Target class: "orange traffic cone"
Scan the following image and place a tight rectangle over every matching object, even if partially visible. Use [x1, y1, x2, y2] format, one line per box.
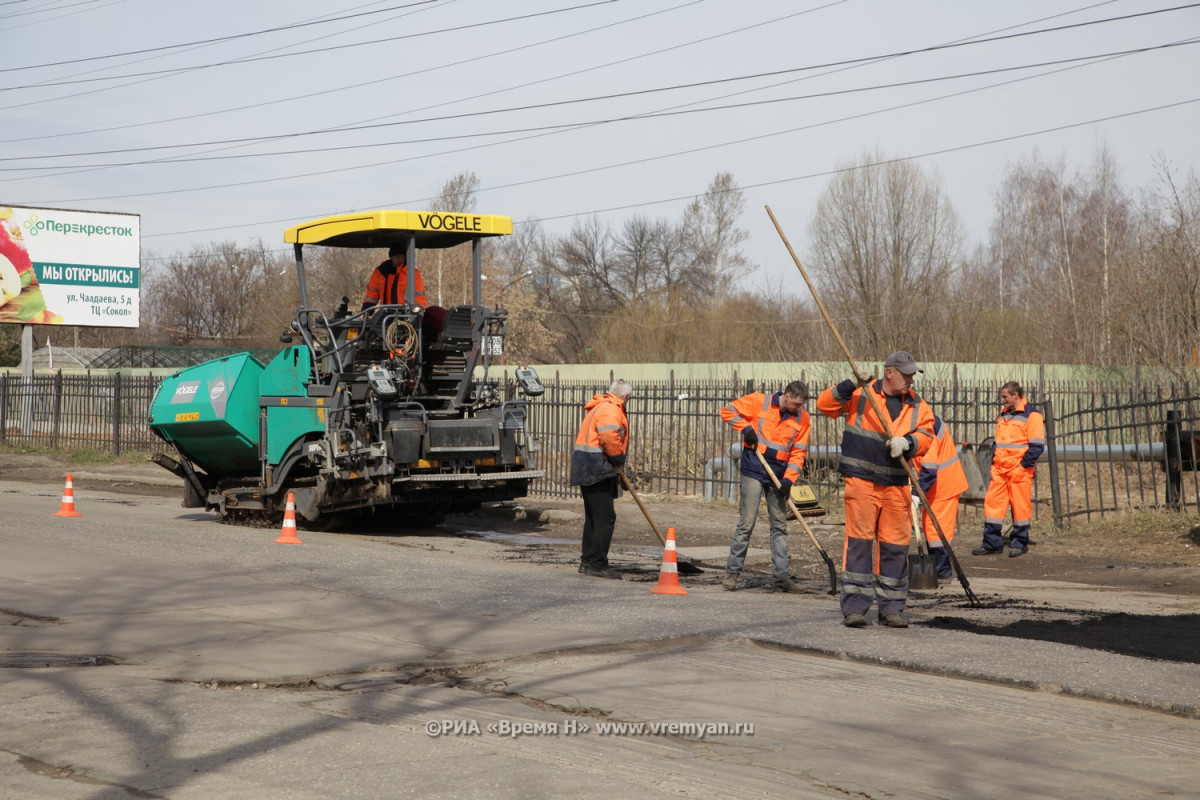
[274, 492, 304, 545]
[650, 527, 688, 595]
[53, 473, 83, 518]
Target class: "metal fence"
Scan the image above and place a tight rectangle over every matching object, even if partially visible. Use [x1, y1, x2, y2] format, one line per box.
[0, 372, 162, 456]
[530, 374, 1200, 527]
[3, 370, 1198, 526]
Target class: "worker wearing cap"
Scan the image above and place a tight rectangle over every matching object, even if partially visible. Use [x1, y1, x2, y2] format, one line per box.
[362, 246, 427, 309]
[973, 381, 1045, 558]
[817, 351, 935, 628]
[718, 381, 811, 593]
[913, 414, 968, 579]
[569, 379, 632, 579]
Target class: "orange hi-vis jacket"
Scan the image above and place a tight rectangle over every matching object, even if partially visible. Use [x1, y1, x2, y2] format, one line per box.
[569, 392, 629, 487]
[363, 260, 428, 307]
[914, 416, 968, 499]
[719, 392, 810, 486]
[991, 396, 1045, 474]
[817, 379, 935, 486]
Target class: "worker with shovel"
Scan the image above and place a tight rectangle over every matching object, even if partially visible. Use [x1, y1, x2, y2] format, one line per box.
[817, 352, 935, 628]
[719, 381, 811, 593]
[570, 379, 633, 579]
[913, 415, 968, 580]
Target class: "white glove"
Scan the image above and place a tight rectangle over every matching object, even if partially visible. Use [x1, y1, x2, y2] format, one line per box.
[887, 436, 910, 458]
[853, 369, 874, 385]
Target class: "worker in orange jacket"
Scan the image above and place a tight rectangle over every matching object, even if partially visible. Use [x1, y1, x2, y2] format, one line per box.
[817, 351, 935, 628]
[718, 381, 811, 593]
[362, 246, 428, 309]
[973, 381, 1045, 558]
[913, 415, 968, 579]
[569, 379, 632, 579]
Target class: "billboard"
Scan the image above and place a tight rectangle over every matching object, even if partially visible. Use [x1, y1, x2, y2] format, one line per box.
[0, 205, 141, 327]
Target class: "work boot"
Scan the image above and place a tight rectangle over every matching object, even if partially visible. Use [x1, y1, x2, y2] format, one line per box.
[774, 578, 804, 593]
[1008, 546, 1026, 558]
[579, 564, 621, 579]
[880, 613, 909, 628]
[842, 613, 868, 628]
[722, 573, 738, 591]
[972, 546, 1003, 556]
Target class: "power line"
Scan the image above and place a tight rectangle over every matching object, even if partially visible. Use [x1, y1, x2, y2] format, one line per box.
[136, 95, 1199, 246]
[0, 1, 439, 72]
[528, 97, 1200, 225]
[5, 40, 1193, 173]
[0, 0, 627, 90]
[7, 2, 1196, 162]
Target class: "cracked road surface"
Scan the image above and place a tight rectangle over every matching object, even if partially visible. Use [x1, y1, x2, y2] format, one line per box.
[2, 480, 1198, 799]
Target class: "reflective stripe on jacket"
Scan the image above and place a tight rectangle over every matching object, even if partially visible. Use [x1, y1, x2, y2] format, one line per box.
[913, 416, 968, 498]
[719, 391, 810, 485]
[569, 392, 629, 486]
[363, 261, 428, 307]
[816, 379, 934, 486]
[991, 397, 1045, 472]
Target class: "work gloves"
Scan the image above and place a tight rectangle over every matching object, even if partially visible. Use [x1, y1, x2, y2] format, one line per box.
[778, 477, 794, 497]
[853, 369, 874, 386]
[741, 427, 758, 448]
[887, 435, 913, 458]
[607, 453, 627, 469]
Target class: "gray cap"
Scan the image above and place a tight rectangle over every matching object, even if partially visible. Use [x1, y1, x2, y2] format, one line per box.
[884, 351, 923, 375]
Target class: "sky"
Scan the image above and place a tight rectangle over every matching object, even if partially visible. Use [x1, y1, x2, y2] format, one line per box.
[3, 0, 1199, 294]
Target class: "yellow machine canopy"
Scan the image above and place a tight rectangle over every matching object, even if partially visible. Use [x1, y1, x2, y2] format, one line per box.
[284, 210, 513, 250]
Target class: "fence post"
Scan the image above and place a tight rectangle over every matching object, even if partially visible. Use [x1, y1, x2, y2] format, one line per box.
[1165, 409, 1182, 510]
[1043, 397, 1063, 529]
[51, 370, 63, 449]
[113, 372, 123, 458]
[0, 373, 6, 445]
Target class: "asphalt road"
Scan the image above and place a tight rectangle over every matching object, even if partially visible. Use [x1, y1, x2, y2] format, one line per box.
[2, 479, 1199, 799]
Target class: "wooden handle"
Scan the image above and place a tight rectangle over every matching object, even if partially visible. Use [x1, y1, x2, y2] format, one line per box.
[617, 469, 666, 546]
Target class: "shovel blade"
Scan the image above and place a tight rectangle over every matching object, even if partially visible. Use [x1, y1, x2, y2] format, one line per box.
[908, 552, 939, 590]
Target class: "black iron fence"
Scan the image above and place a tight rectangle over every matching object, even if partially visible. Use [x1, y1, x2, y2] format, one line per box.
[529, 374, 1200, 528]
[3, 370, 1198, 526]
[0, 372, 162, 456]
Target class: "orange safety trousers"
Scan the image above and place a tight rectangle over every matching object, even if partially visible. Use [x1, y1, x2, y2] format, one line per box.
[921, 491, 959, 544]
[982, 465, 1033, 550]
[840, 477, 911, 616]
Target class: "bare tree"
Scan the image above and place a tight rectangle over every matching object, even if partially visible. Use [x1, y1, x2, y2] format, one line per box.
[985, 148, 1132, 364]
[681, 172, 753, 306]
[144, 240, 284, 346]
[491, 218, 562, 363]
[807, 152, 964, 357]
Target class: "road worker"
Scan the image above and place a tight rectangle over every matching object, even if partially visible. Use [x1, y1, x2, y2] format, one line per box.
[569, 379, 632, 579]
[913, 414, 968, 579]
[719, 381, 811, 593]
[817, 351, 935, 628]
[973, 381, 1045, 558]
[362, 246, 428, 309]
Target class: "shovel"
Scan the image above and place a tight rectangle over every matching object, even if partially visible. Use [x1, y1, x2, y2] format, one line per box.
[617, 469, 704, 575]
[765, 205, 981, 607]
[753, 450, 839, 595]
[908, 495, 939, 591]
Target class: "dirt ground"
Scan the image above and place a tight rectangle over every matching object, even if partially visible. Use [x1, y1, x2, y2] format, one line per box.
[5, 449, 1200, 664]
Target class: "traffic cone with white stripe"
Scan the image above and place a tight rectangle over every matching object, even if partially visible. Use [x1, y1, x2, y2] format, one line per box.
[53, 473, 83, 518]
[274, 492, 304, 545]
[651, 527, 688, 595]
